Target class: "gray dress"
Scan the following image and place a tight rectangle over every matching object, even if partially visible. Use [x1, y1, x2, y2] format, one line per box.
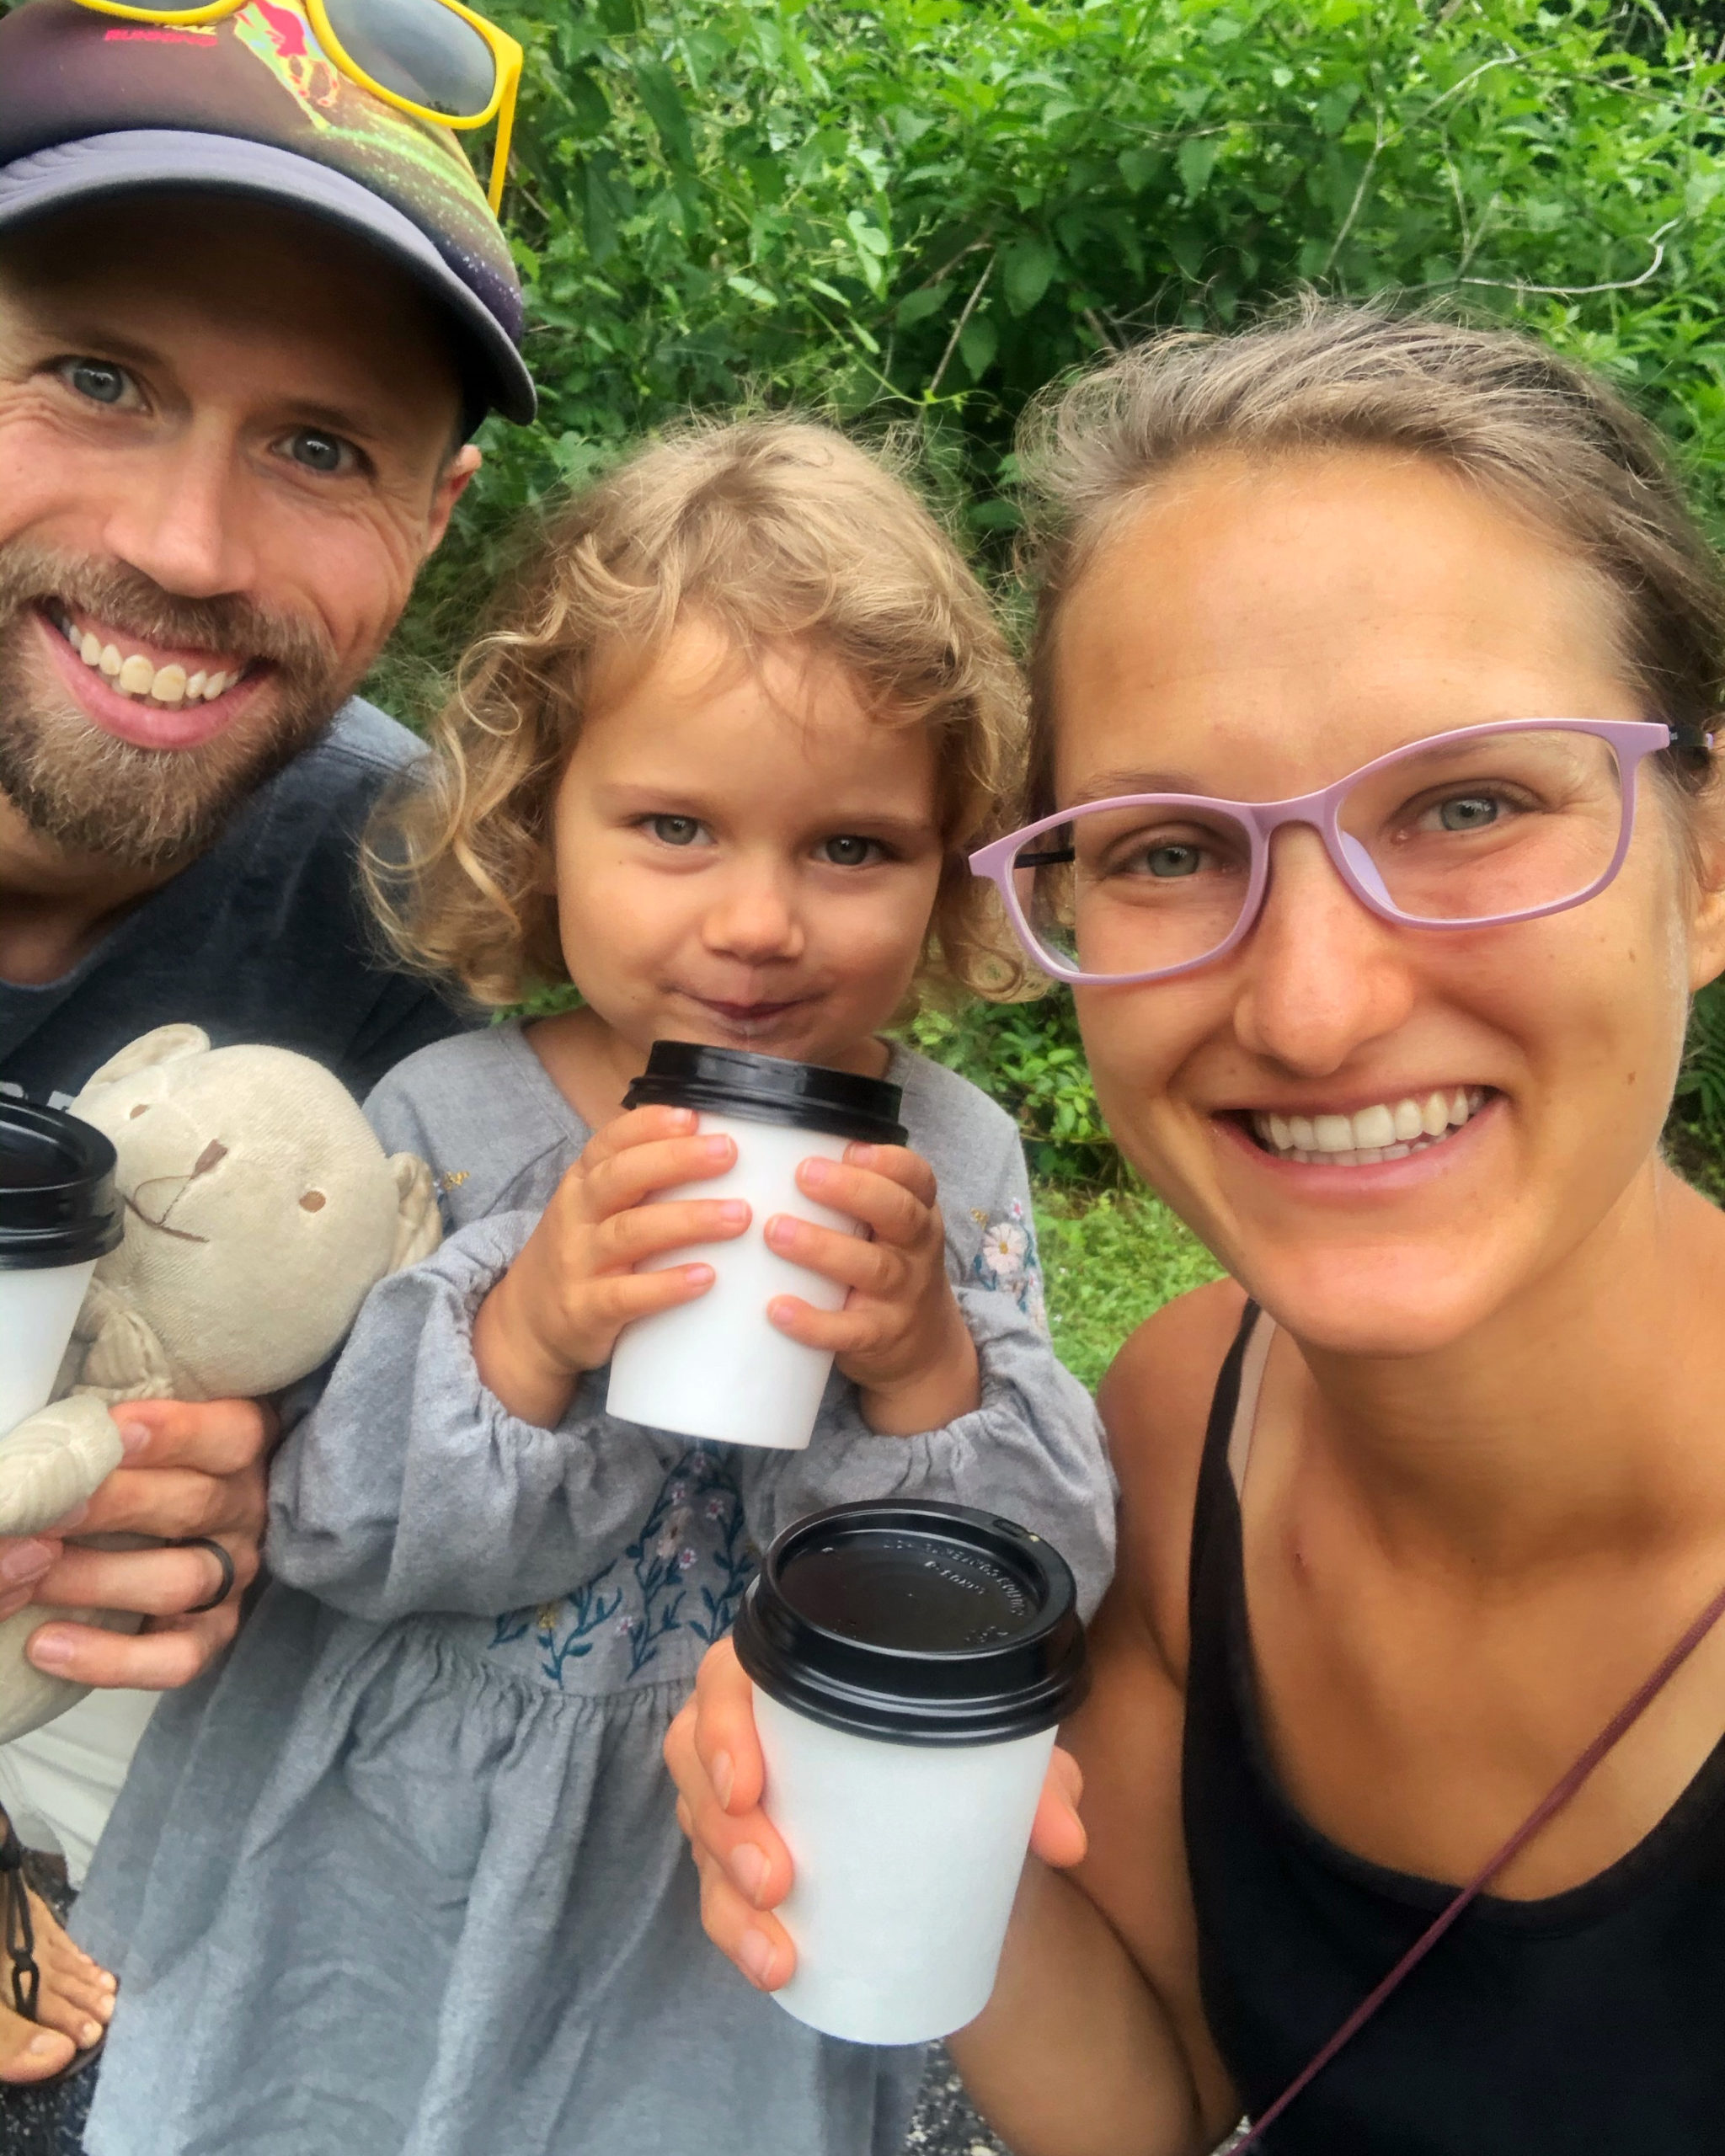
[73, 1025, 1116, 2156]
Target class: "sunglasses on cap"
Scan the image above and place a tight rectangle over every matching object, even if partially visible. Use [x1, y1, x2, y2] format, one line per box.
[72, 0, 522, 211]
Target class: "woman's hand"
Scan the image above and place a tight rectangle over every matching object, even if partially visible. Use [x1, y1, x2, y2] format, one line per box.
[473, 1106, 751, 1427]
[764, 1142, 980, 1435]
[0, 1396, 268, 1689]
[664, 1638, 1088, 1989]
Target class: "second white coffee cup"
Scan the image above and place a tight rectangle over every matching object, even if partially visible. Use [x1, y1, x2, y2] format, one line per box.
[606, 1043, 907, 1450]
[0, 1102, 124, 1438]
[734, 1498, 1091, 2044]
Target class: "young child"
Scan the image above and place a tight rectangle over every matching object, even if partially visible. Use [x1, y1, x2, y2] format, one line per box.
[72, 419, 1116, 2156]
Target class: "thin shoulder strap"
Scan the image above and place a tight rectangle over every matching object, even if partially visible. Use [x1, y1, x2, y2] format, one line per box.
[1226, 1310, 1274, 1498]
[1233, 1570, 1725, 2150]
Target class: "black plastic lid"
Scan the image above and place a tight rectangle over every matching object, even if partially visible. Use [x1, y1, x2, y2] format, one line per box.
[622, 1041, 907, 1146]
[734, 1499, 1089, 1747]
[0, 1101, 123, 1272]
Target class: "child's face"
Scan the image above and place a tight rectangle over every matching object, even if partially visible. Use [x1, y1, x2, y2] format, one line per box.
[550, 617, 945, 1073]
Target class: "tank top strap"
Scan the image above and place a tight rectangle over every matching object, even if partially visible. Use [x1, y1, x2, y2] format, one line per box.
[1187, 1298, 1263, 1641]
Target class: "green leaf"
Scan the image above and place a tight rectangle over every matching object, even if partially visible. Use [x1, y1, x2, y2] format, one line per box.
[595, 0, 638, 32]
[895, 282, 949, 327]
[1003, 237, 1058, 315]
[563, 66, 611, 136]
[632, 61, 695, 167]
[581, 152, 625, 265]
[1178, 135, 1220, 202]
[958, 312, 998, 380]
[725, 273, 777, 306]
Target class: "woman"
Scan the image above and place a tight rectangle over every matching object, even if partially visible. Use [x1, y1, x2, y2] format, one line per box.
[665, 303, 1725, 2153]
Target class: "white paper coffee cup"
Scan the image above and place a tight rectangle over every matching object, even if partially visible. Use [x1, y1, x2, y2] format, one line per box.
[0, 1103, 123, 1439]
[606, 1043, 906, 1451]
[733, 1499, 1090, 2045]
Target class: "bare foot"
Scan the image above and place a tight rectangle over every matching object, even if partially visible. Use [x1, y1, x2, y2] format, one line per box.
[0, 1884, 115, 2084]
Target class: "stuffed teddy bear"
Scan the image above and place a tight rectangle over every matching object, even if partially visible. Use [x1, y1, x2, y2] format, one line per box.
[0, 1025, 441, 1744]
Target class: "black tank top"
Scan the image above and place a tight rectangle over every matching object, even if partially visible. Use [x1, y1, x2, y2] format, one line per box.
[1182, 1305, 1725, 2153]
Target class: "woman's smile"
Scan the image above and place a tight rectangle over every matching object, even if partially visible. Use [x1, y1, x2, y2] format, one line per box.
[1239, 1085, 1491, 1166]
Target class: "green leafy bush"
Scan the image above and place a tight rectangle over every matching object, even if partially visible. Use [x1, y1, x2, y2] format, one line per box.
[908, 998, 1114, 1182]
[1035, 1186, 1221, 1390]
[381, 0, 1725, 699]
[366, 0, 1725, 1202]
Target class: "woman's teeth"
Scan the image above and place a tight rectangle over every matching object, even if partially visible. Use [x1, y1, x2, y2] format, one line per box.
[56, 611, 243, 708]
[1250, 1088, 1488, 1166]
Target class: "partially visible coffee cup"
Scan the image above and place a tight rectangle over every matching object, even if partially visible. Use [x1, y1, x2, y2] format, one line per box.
[0, 1102, 123, 1438]
[606, 1043, 907, 1450]
[733, 1498, 1090, 2045]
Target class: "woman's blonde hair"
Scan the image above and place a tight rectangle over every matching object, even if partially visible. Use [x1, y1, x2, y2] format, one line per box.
[1016, 297, 1725, 818]
[366, 416, 1026, 1008]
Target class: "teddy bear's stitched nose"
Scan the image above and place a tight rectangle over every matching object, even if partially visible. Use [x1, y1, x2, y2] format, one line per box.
[126, 1140, 228, 1241]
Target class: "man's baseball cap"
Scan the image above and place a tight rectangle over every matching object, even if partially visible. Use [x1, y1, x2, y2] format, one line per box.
[0, 0, 535, 426]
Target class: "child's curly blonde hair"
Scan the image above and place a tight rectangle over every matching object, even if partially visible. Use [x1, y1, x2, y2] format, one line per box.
[366, 417, 1028, 1010]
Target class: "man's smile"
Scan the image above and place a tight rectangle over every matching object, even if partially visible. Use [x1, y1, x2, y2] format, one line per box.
[34, 603, 264, 751]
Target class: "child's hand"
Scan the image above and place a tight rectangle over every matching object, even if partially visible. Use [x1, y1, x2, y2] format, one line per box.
[763, 1142, 980, 1436]
[474, 1106, 750, 1427]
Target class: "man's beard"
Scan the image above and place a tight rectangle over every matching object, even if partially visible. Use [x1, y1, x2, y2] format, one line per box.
[0, 545, 348, 874]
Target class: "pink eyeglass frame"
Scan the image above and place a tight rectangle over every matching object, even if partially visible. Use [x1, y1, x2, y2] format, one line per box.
[967, 718, 1711, 988]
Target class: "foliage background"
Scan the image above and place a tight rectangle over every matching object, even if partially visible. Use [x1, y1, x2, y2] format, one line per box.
[393, 0, 1725, 1360]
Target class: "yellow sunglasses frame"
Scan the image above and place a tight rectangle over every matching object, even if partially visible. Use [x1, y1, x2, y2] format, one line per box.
[72, 0, 521, 212]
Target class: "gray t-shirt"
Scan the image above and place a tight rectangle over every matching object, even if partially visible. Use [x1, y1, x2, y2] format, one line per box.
[0, 698, 473, 1885]
[0, 698, 468, 1112]
[74, 1022, 1117, 2156]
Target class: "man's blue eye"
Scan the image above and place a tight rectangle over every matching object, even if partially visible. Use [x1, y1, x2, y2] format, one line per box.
[288, 431, 346, 474]
[67, 360, 126, 405]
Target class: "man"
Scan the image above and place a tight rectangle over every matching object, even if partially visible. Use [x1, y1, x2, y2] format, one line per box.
[0, 0, 532, 2089]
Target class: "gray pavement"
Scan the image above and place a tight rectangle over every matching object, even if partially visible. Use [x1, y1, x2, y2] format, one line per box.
[905, 2048, 1011, 2156]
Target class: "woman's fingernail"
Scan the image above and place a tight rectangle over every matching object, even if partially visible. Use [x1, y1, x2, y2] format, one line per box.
[712, 1750, 734, 1807]
[670, 1108, 697, 1129]
[845, 1143, 878, 1166]
[738, 1929, 777, 1986]
[765, 1216, 793, 1247]
[729, 1841, 769, 1904]
[0, 1541, 52, 1586]
[27, 1630, 72, 1670]
[801, 1156, 833, 1187]
[718, 1200, 749, 1225]
[703, 1135, 732, 1159]
[684, 1265, 715, 1287]
[118, 1422, 151, 1459]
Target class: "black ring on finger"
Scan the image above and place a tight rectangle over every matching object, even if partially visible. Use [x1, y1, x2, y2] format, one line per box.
[170, 1537, 236, 1615]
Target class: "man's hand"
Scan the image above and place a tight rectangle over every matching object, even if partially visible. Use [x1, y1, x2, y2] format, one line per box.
[0, 1398, 268, 1691]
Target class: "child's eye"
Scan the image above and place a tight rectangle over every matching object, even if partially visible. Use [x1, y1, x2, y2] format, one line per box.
[818, 835, 886, 867]
[646, 814, 708, 848]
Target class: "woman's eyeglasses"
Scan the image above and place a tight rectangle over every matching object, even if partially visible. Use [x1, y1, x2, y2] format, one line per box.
[969, 719, 1712, 988]
[72, 0, 522, 212]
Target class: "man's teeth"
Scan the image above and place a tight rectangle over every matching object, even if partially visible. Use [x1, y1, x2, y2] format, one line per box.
[1250, 1088, 1488, 1166]
[58, 613, 240, 707]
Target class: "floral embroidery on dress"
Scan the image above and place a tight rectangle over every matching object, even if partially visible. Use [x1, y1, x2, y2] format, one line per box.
[971, 1197, 1048, 1333]
[489, 1447, 757, 1688]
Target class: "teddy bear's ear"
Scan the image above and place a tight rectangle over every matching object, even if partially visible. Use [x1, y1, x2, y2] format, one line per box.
[386, 1154, 443, 1273]
[81, 1025, 211, 1095]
